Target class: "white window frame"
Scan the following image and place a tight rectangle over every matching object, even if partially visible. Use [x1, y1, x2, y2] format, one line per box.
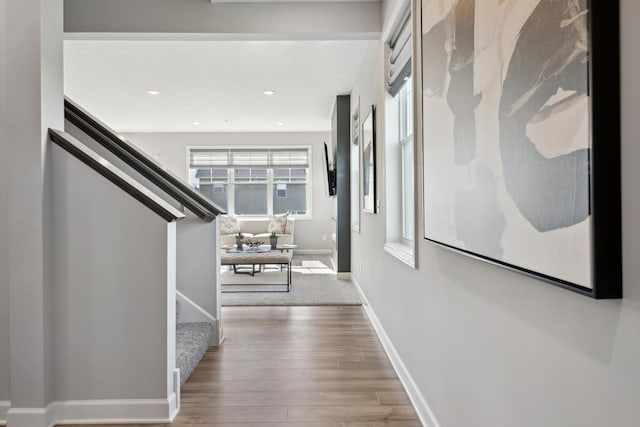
[384, 76, 417, 268]
[399, 77, 414, 243]
[187, 145, 313, 220]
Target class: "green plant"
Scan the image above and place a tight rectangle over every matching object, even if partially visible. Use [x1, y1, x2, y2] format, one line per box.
[236, 232, 244, 239]
[269, 231, 278, 238]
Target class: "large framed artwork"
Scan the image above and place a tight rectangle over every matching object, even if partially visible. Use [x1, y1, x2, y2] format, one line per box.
[421, 0, 621, 298]
[362, 105, 377, 214]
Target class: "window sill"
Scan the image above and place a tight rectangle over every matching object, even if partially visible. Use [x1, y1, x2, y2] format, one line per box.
[384, 241, 416, 269]
[234, 214, 312, 221]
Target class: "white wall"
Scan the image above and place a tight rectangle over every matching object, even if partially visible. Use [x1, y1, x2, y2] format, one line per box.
[126, 132, 334, 252]
[176, 212, 217, 319]
[350, 1, 640, 426]
[0, 0, 10, 405]
[6, 0, 63, 413]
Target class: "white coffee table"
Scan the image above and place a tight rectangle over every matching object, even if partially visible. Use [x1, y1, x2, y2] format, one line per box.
[221, 246, 294, 292]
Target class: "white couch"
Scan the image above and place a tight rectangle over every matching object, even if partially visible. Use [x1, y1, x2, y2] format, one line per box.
[220, 217, 295, 247]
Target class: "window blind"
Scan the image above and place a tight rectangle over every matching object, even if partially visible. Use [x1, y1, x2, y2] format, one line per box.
[190, 148, 309, 169]
[387, 3, 412, 96]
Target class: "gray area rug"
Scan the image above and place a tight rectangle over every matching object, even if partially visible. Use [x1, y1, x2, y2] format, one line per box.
[221, 255, 361, 306]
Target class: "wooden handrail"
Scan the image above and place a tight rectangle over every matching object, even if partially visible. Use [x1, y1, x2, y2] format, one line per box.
[64, 97, 225, 222]
[49, 129, 185, 223]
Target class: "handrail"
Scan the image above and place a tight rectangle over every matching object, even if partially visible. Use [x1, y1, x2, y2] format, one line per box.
[64, 97, 226, 221]
[49, 129, 185, 223]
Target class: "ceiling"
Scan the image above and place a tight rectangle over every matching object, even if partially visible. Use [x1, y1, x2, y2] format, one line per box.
[64, 39, 373, 133]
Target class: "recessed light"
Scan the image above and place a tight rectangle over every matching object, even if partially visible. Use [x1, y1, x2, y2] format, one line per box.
[192, 121, 201, 126]
[263, 90, 276, 95]
[147, 90, 161, 95]
[276, 121, 285, 126]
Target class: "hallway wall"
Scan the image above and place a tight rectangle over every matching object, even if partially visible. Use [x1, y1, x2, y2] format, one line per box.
[351, 1, 640, 426]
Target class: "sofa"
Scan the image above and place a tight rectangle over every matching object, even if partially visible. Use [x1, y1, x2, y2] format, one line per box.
[219, 215, 295, 247]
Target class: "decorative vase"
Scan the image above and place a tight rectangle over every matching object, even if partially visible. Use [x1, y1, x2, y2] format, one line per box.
[270, 236, 278, 249]
[236, 238, 243, 250]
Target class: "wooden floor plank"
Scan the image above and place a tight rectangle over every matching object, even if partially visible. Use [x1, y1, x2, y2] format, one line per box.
[376, 392, 413, 406]
[202, 350, 364, 361]
[187, 368, 312, 381]
[194, 358, 340, 370]
[286, 405, 419, 423]
[309, 368, 398, 380]
[179, 391, 381, 407]
[220, 378, 407, 393]
[56, 306, 420, 427]
[176, 406, 287, 423]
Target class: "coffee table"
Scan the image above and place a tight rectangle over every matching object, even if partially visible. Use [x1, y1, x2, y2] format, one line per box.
[221, 246, 294, 292]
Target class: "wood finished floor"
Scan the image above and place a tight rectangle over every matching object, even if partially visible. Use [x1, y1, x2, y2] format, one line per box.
[59, 306, 421, 427]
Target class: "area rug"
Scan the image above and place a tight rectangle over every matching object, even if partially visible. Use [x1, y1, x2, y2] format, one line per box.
[220, 255, 362, 306]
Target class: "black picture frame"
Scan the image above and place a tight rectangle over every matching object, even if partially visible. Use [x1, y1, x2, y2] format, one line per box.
[420, 0, 621, 298]
[362, 105, 377, 214]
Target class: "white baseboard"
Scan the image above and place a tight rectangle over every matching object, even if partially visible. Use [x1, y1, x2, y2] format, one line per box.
[5, 405, 53, 427]
[172, 369, 181, 417]
[295, 249, 332, 255]
[351, 276, 441, 427]
[336, 272, 351, 280]
[5, 397, 177, 427]
[0, 401, 9, 425]
[51, 396, 177, 425]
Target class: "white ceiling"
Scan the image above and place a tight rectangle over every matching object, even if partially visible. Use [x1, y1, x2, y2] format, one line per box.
[64, 40, 372, 133]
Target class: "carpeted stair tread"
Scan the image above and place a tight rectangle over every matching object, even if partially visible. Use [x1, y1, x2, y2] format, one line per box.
[176, 321, 213, 385]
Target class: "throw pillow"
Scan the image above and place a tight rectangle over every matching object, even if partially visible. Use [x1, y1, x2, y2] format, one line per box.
[219, 215, 241, 235]
[267, 213, 289, 234]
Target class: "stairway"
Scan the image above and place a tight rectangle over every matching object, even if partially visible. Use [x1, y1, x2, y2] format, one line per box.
[175, 300, 214, 385]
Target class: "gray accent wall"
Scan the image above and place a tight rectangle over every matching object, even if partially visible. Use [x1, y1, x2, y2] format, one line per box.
[349, 1, 640, 426]
[126, 132, 334, 252]
[64, 0, 380, 40]
[333, 95, 351, 273]
[50, 144, 172, 400]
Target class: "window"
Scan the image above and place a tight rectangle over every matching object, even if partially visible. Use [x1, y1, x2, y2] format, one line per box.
[234, 167, 268, 215]
[385, 77, 416, 267]
[399, 78, 414, 241]
[384, 2, 416, 268]
[193, 168, 229, 211]
[189, 147, 311, 218]
[273, 169, 308, 215]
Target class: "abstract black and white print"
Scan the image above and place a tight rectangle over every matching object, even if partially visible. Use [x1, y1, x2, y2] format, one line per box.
[422, 0, 593, 288]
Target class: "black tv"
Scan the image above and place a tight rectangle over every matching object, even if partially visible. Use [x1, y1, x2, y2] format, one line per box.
[323, 142, 336, 196]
